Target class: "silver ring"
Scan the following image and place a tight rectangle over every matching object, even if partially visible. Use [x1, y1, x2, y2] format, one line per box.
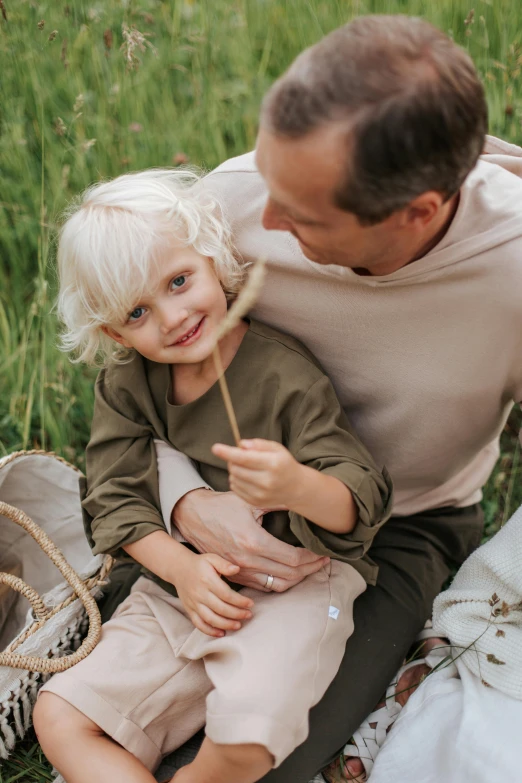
[265, 574, 274, 590]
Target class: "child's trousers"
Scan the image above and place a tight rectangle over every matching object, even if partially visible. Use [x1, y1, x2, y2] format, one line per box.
[40, 560, 365, 770]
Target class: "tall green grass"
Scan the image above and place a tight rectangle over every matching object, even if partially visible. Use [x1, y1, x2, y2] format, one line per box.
[1, 0, 522, 463]
[0, 1, 521, 778]
[1, 0, 520, 513]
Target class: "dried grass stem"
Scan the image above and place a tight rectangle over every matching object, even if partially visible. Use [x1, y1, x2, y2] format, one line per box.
[212, 346, 241, 446]
[212, 258, 266, 445]
[215, 258, 266, 343]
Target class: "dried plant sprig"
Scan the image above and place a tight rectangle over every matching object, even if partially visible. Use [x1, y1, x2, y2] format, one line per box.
[212, 258, 267, 445]
[54, 117, 67, 136]
[214, 257, 266, 343]
[61, 37, 69, 68]
[120, 23, 157, 71]
[212, 347, 241, 446]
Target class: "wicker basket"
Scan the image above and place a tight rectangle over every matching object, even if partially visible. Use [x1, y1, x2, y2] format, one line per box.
[0, 450, 112, 759]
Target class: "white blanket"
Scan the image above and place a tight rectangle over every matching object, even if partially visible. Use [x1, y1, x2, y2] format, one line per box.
[369, 502, 522, 782]
[368, 648, 522, 782]
[433, 503, 522, 698]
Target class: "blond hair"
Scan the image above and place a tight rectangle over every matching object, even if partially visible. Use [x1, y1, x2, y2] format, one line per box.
[57, 168, 245, 365]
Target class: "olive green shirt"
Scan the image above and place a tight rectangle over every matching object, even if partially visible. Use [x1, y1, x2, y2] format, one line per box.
[82, 320, 392, 585]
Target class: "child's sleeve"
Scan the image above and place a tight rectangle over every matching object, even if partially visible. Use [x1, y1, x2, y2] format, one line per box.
[80, 369, 166, 557]
[286, 374, 393, 581]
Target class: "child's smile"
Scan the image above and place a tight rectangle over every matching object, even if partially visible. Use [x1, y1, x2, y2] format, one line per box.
[167, 315, 206, 348]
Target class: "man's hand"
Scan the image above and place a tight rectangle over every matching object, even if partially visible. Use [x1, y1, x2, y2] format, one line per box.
[212, 439, 302, 509]
[172, 551, 254, 638]
[173, 488, 328, 592]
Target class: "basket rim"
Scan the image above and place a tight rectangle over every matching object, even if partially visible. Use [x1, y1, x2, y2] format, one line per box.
[0, 449, 83, 476]
[0, 449, 108, 672]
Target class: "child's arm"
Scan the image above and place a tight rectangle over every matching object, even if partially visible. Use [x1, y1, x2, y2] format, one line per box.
[211, 440, 357, 534]
[123, 531, 253, 637]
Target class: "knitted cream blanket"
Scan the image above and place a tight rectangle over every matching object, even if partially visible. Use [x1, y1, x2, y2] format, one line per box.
[433, 503, 522, 697]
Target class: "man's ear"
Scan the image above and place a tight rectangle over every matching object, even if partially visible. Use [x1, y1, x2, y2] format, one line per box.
[101, 324, 132, 348]
[400, 191, 445, 228]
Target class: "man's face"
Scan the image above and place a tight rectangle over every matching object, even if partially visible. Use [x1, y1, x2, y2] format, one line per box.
[256, 125, 404, 273]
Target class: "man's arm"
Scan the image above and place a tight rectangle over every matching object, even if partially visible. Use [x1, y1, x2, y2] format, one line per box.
[155, 439, 211, 538]
[155, 441, 328, 592]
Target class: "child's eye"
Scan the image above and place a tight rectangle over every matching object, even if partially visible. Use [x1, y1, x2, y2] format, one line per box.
[128, 306, 146, 322]
[171, 275, 186, 289]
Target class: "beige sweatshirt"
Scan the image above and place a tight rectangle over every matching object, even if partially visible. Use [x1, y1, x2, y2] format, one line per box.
[157, 135, 522, 519]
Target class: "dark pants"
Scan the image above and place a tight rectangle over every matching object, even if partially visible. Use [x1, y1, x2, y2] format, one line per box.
[100, 504, 484, 782]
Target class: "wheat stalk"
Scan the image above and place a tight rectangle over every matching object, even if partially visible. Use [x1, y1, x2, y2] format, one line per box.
[120, 23, 157, 71]
[212, 258, 266, 446]
[213, 347, 242, 445]
[215, 258, 266, 342]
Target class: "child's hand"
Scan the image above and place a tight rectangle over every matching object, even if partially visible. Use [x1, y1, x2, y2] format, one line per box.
[212, 439, 302, 510]
[174, 551, 254, 638]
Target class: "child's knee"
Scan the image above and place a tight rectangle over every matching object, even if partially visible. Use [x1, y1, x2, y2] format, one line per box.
[34, 692, 101, 748]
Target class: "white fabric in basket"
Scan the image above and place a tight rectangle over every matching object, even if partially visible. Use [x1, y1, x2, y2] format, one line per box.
[0, 452, 103, 759]
[0, 453, 98, 649]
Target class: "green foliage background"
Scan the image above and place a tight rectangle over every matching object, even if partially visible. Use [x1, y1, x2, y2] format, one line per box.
[0, 1, 521, 778]
[1, 0, 521, 527]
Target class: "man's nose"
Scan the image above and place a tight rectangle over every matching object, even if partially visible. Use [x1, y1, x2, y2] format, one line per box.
[262, 199, 293, 233]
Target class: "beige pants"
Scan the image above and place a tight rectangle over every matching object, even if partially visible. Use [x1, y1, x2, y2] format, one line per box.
[41, 561, 365, 769]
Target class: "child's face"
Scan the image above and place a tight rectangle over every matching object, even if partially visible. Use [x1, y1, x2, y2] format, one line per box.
[103, 244, 228, 365]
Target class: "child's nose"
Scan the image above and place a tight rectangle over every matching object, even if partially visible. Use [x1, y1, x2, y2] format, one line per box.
[159, 307, 189, 335]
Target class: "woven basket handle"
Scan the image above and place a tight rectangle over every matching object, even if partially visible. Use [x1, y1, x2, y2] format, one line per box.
[0, 501, 103, 673]
[0, 573, 48, 621]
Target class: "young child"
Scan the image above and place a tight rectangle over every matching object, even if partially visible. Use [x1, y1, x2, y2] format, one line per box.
[34, 169, 392, 783]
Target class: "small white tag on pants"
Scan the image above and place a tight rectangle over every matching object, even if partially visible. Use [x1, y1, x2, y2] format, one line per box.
[328, 606, 340, 620]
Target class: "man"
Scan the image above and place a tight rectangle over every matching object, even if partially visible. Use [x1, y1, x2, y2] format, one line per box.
[154, 14, 522, 782]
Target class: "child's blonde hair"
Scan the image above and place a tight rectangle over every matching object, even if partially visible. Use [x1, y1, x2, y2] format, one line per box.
[57, 168, 245, 365]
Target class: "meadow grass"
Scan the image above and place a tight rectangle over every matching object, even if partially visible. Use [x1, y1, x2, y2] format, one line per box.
[0, 0, 521, 778]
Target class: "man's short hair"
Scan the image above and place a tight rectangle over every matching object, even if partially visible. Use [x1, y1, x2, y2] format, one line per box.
[261, 15, 488, 225]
